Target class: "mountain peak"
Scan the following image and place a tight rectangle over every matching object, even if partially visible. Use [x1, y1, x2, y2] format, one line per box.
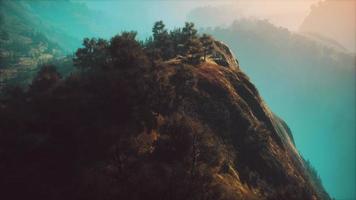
[0, 21, 331, 200]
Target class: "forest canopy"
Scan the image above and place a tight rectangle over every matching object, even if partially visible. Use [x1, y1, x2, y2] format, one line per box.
[73, 21, 214, 71]
[0, 21, 222, 200]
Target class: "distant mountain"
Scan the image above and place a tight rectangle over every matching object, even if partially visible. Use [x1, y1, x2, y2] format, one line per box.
[199, 19, 355, 199]
[299, 32, 349, 53]
[187, 5, 245, 28]
[26, 0, 117, 45]
[299, 0, 356, 53]
[0, 0, 67, 86]
[0, 0, 115, 86]
[0, 0, 80, 53]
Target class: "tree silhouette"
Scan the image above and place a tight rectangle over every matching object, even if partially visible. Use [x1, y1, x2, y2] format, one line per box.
[152, 21, 168, 41]
[169, 28, 185, 55]
[109, 31, 148, 69]
[182, 22, 198, 40]
[152, 21, 173, 59]
[182, 22, 202, 59]
[74, 38, 109, 70]
[30, 64, 61, 93]
[200, 34, 214, 61]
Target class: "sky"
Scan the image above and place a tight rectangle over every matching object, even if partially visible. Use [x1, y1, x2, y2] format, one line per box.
[81, 0, 319, 36]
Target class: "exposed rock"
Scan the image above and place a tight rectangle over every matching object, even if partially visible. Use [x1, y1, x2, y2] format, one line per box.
[211, 40, 240, 69]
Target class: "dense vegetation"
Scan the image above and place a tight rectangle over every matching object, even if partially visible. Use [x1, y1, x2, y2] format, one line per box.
[73, 21, 214, 68]
[0, 22, 217, 200]
[0, 21, 330, 200]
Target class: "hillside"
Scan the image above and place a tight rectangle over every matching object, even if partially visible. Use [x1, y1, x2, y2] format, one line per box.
[0, 22, 330, 200]
[25, 0, 117, 44]
[199, 19, 355, 199]
[0, 0, 76, 86]
[0, 0, 115, 87]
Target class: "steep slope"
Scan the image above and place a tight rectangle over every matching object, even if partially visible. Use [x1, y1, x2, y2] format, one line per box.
[0, 32, 330, 199]
[199, 19, 355, 199]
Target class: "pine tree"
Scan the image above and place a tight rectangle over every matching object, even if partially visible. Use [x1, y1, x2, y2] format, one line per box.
[109, 31, 148, 68]
[181, 22, 202, 57]
[200, 34, 214, 61]
[74, 38, 109, 70]
[152, 21, 173, 59]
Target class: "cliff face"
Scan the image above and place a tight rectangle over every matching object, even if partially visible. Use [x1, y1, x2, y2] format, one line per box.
[131, 42, 330, 200]
[0, 40, 330, 200]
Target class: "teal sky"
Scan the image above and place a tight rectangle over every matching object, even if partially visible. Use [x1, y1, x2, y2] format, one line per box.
[79, 1, 205, 39]
[63, 1, 356, 199]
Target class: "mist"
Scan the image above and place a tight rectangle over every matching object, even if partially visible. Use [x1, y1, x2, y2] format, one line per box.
[1, 0, 355, 199]
[81, 0, 319, 36]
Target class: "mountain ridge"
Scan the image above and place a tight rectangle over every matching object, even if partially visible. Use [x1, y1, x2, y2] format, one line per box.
[0, 23, 331, 199]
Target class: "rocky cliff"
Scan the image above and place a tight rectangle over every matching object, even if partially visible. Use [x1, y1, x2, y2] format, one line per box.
[130, 41, 330, 200]
[0, 34, 330, 200]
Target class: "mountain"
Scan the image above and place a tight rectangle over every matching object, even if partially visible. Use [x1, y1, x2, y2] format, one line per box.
[0, 0, 77, 86]
[197, 19, 355, 199]
[0, 0, 84, 55]
[0, 25, 330, 199]
[0, 0, 62, 83]
[299, 0, 356, 53]
[298, 32, 349, 53]
[0, 0, 122, 87]
[25, 0, 117, 44]
[187, 5, 246, 28]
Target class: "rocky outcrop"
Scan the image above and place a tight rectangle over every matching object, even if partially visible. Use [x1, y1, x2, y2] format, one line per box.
[145, 53, 330, 200]
[210, 40, 240, 69]
[0, 39, 330, 200]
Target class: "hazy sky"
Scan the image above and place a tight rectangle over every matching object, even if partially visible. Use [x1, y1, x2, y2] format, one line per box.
[189, 0, 320, 30]
[81, 0, 319, 34]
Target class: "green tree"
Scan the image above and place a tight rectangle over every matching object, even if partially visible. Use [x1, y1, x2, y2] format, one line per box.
[152, 21, 173, 59]
[181, 22, 202, 57]
[73, 38, 109, 70]
[182, 22, 198, 40]
[109, 31, 148, 69]
[30, 65, 61, 93]
[200, 34, 214, 61]
[152, 21, 168, 41]
[170, 28, 185, 55]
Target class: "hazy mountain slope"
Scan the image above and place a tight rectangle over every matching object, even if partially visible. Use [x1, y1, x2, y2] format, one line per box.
[26, 0, 117, 44]
[0, 0, 80, 52]
[299, 0, 356, 53]
[200, 19, 355, 199]
[299, 32, 349, 54]
[0, 32, 330, 199]
[0, 0, 67, 86]
[187, 5, 246, 28]
[0, 0, 109, 87]
[0, 0, 115, 56]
